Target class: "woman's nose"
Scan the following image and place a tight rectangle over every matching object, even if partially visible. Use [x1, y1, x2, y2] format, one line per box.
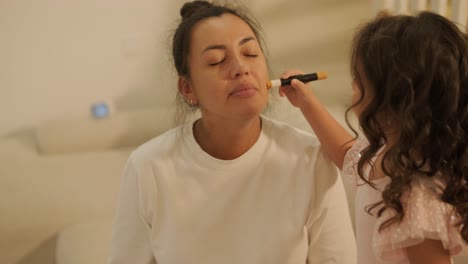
[230, 56, 249, 79]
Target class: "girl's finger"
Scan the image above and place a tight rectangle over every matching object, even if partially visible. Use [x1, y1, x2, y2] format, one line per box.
[291, 78, 309, 91]
[279, 86, 291, 97]
[280, 69, 304, 79]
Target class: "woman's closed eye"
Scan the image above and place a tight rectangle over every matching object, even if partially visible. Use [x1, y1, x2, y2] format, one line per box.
[209, 58, 225, 66]
[242, 44, 261, 58]
[207, 52, 258, 66]
[244, 53, 258, 58]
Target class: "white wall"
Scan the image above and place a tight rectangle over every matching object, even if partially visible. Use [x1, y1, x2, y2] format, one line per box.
[0, 0, 181, 136]
[0, 0, 371, 137]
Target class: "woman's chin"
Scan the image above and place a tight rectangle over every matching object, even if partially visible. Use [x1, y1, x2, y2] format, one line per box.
[235, 103, 267, 118]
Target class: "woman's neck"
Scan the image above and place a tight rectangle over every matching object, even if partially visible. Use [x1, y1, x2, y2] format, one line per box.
[193, 115, 262, 160]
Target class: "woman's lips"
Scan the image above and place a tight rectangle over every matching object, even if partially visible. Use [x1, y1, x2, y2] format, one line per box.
[230, 85, 257, 97]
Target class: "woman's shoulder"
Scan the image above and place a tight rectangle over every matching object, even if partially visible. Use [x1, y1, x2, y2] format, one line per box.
[264, 116, 342, 193]
[129, 124, 185, 165]
[263, 116, 320, 146]
[264, 116, 340, 176]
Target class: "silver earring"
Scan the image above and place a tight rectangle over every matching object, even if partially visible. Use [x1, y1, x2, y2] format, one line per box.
[186, 97, 198, 108]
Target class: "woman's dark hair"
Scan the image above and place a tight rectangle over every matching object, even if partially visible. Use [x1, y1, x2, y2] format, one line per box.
[347, 11, 468, 242]
[171, 0, 269, 124]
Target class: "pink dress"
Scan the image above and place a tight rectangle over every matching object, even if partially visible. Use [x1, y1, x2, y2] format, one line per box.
[342, 138, 468, 264]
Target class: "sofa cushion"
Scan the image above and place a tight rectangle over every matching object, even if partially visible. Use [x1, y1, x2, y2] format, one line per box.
[55, 218, 114, 264]
[35, 107, 175, 154]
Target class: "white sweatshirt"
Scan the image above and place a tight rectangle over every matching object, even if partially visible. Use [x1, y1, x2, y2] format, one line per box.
[108, 117, 356, 264]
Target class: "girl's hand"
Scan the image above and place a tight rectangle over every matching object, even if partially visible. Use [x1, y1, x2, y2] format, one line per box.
[277, 69, 354, 169]
[278, 69, 317, 110]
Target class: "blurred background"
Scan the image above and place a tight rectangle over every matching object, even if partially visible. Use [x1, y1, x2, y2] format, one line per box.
[1, 0, 368, 137]
[0, 0, 466, 263]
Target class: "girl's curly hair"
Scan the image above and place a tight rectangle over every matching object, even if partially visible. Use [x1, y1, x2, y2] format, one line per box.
[347, 11, 468, 242]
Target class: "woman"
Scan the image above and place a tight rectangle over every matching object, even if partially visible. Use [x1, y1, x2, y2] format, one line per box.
[108, 1, 356, 263]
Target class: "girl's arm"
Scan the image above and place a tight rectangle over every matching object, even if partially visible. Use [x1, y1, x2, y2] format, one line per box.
[279, 70, 354, 169]
[406, 239, 451, 264]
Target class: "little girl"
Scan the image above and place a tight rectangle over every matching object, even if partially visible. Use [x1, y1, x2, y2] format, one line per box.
[280, 11, 468, 264]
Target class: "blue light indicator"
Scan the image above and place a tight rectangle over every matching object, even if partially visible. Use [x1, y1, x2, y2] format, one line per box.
[91, 102, 110, 118]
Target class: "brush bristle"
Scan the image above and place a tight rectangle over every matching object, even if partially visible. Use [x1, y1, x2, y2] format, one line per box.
[317, 71, 328, 80]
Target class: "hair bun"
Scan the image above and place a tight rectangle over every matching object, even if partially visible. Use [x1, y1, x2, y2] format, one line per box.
[180, 1, 213, 20]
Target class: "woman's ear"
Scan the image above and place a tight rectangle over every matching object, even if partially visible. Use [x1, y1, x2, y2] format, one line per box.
[178, 76, 199, 107]
[178, 76, 194, 99]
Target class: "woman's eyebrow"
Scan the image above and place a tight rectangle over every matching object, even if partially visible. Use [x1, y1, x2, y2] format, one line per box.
[201, 36, 256, 54]
[239, 36, 255, 46]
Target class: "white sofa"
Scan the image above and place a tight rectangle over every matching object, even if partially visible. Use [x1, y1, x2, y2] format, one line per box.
[0, 107, 174, 264]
